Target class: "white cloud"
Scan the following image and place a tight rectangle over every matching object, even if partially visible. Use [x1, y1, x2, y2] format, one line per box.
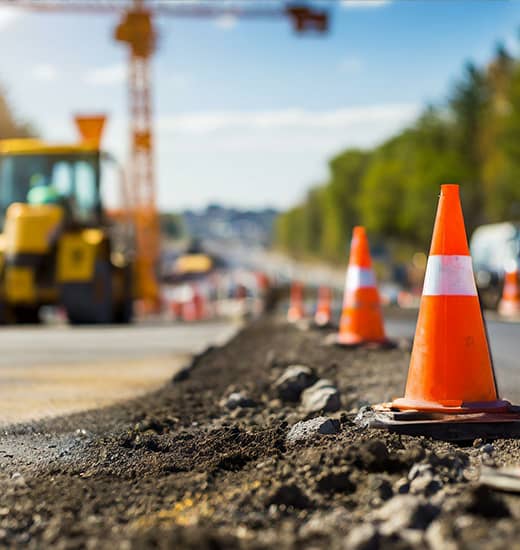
[339, 56, 362, 73]
[31, 64, 58, 82]
[215, 14, 237, 30]
[0, 7, 21, 30]
[83, 63, 126, 86]
[157, 104, 419, 135]
[341, 0, 391, 8]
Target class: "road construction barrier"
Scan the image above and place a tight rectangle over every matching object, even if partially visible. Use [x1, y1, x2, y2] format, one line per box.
[337, 226, 388, 346]
[287, 281, 305, 322]
[392, 184, 510, 413]
[498, 263, 520, 318]
[314, 286, 332, 327]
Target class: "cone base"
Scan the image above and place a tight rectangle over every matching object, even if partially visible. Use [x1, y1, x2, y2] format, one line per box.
[498, 300, 520, 317]
[287, 308, 305, 323]
[392, 397, 512, 414]
[336, 332, 394, 348]
[314, 313, 331, 327]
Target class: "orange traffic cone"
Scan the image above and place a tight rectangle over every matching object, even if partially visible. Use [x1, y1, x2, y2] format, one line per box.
[314, 286, 332, 327]
[393, 184, 510, 413]
[498, 264, 520, 317]
[337, 227, 387, 345]
[287, 281, 305, 322]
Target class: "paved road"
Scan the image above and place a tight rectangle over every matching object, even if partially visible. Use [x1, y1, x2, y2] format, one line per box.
[0, 321, 238, 425]
[386, 315, 520, 404]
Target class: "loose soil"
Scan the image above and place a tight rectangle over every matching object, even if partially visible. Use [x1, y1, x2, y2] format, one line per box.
[1, 316, 520, 549]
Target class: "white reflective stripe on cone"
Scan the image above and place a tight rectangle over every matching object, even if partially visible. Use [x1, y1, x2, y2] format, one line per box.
[423, 255, 477, 296]
[345, 266, 376, 290]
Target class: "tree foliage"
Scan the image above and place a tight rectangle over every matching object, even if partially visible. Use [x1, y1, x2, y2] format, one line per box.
[0, 87, 34, 139]
[275, 44, 520, 262]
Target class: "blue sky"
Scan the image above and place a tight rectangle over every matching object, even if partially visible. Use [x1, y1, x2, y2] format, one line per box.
[0, 0, 519, 211]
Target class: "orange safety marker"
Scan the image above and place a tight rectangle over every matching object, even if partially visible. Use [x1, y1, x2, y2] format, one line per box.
[314, 286, 332, 327]
[287, 281, 305, 322]
[498, 263, 520, 317]
[392, 184, 510, 413]
[337, 227, 387, 345]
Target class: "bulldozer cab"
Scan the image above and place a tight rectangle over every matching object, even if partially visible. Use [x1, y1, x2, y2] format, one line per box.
[0, 121, 136, 324]
[0, 143, 102, 228]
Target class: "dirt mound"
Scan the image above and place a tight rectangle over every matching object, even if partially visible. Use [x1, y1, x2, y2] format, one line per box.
[1, 317, 520, 548]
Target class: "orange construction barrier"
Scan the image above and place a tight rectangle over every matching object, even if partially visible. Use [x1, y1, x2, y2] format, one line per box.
[337, 226, 387, 345]
[393, 184, 510, 413]
[314, 286, 332, 327]
[287, 281, 305, 322]
[498, 264, 520, 317]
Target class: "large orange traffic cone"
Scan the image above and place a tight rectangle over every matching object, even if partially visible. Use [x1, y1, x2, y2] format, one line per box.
[287, 281, 305, 322]
[337, 227, 387, 345]
[314, 286, 332, 327]
[393, 184, 510, 413]
[498, 263, 520, 317]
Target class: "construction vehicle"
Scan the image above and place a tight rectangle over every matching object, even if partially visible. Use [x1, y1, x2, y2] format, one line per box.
[0, 115, 135, 324]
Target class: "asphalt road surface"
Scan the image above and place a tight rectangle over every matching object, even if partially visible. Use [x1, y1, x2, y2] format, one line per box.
[386, 315, 520, 405]
[0, 321, 238, 426]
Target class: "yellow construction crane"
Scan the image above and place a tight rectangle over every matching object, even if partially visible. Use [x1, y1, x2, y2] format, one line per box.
[0, 0, 329, 311]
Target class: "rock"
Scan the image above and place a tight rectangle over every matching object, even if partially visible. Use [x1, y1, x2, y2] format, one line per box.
[11, 472, 26, 487]
[299, 508, 350, 539]
[480, 443, 494, 456]
[369, 477, 393, 501]
[410, 475, 443, 497]
[315, 469, 356, 494]
[344, 523, 379, 550]
[426, 519, 459, 550]
[220, 391, 256, 410]
[286, 417, 340, 444]
[372, 495, 440, 534]
[395, 477, 410, 494]
[357, 439, 393, 472]
[266, 483, 311, 509]
[274, 365, 317, 402]
[301, 380, 341, 413]
[408, 463, 433, 481]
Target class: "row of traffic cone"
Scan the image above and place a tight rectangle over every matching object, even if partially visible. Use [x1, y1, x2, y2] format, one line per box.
[288, 184, 513, 416]
[287, 224, 388, 346]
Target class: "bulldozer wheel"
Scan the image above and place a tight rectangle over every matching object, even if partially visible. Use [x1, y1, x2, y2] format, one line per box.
[113, 265, 133, 324]
[62, 261, 114, 324]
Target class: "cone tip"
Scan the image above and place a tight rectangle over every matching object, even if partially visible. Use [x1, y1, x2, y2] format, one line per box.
[440, 184, 459, 196]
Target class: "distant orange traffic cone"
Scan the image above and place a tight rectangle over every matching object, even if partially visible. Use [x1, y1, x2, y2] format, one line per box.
[314, 286, 332, 327]
[337, 227, 387, 345]
[498, 264, 520, 317]
[287, 281, 305, 322]
[393, 184, 510, 413]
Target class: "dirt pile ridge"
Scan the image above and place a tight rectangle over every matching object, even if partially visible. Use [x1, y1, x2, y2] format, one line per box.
[1, 316, 520, 549]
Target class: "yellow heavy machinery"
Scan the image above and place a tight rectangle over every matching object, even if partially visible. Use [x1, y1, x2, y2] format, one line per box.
[0, 116, 135, 323]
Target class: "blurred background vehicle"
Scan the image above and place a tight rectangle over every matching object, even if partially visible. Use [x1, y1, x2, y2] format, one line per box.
[471, 222, 520, 310]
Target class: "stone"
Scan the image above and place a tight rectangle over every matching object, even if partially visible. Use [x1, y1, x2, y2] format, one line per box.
[426, 519, 459, 550]
[345, 523, 379, 550]
[372, 495, 440, 534]
[273, 365, 317, 402]
[286, 417, 340, 444]
[220, 391, 255, 410]
[301, 379, 341, 413]
[266, 483, 311, 509]
[315, 469, 356, 494]
[410, 475, 443, 497]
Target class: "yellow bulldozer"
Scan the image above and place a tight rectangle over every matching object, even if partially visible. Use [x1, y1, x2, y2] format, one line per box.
[0, 116, 136, 324]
